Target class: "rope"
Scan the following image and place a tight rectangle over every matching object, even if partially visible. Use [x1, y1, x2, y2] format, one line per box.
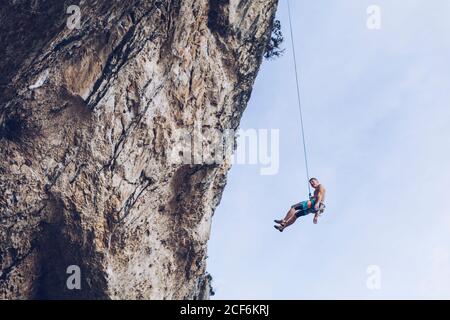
[287, 0, 312, 197]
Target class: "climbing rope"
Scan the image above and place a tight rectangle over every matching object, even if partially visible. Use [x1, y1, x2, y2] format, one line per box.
[287, 0, 312, 196]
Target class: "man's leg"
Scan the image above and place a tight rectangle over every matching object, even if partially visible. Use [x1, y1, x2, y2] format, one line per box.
[280, 212, 298, 229]
[275, 206, 304, 232]
[275, 202, 301, 226]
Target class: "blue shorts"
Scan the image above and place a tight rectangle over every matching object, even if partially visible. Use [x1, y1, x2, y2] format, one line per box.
[292, 199, 316, 218]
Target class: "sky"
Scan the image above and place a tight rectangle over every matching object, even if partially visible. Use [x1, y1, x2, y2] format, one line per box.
[207, 0, 450, 299]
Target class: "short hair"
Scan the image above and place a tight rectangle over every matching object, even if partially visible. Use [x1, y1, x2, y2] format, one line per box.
[309, 177, 318, 183]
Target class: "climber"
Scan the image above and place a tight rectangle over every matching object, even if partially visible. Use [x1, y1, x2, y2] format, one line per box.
[274, 178, 326, 232]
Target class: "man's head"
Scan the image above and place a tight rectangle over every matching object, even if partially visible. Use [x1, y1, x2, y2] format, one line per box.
[309, 178, 320, 188]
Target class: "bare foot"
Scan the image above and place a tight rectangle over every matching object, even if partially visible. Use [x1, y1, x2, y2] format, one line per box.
[313, 215, 319, 224]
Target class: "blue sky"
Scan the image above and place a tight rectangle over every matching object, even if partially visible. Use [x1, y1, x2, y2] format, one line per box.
[207, 0, 450, 299]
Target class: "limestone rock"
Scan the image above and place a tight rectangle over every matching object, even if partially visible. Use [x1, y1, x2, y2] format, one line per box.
[0, 0, 278, 299]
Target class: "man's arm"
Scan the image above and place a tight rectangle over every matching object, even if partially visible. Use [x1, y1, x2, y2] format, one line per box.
[313, 185, 325, 224]
[314, 185, 325, 210]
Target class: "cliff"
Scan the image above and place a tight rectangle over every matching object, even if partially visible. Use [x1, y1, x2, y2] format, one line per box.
[0, 0, 278, 299]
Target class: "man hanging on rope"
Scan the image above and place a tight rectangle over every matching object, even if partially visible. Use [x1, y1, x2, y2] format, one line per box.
[274, 178, 326, 232]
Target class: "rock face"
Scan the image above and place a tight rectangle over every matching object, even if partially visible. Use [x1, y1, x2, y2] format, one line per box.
[0, 0, 278, 299]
